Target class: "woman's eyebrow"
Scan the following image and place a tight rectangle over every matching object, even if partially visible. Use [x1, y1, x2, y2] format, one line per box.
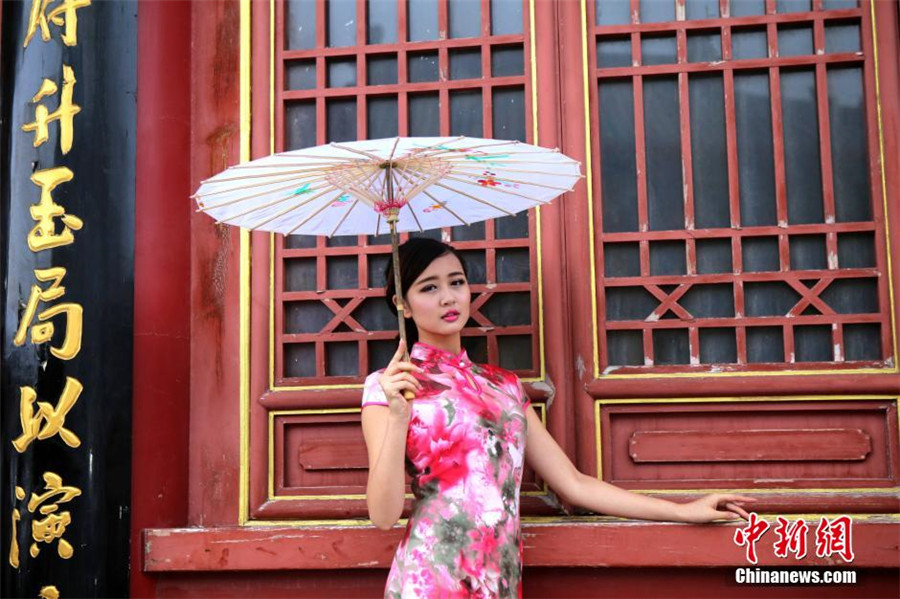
[415, 271, 466, 285]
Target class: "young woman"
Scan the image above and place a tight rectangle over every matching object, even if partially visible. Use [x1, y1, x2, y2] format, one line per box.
[361, 237, 754, 599]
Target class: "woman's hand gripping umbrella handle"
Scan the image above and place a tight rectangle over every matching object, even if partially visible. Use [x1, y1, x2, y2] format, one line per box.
[377, 339, 424, 417]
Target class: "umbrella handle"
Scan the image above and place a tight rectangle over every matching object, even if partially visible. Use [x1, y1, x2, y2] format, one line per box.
[387, 207, 416, 402]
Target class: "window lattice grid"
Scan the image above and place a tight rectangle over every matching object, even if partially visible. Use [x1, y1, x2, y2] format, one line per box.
[590, 0, 892, 370]
[274, 0, 539, 385]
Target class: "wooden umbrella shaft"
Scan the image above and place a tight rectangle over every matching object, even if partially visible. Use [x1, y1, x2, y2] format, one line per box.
[386, 161, 415, 401]
[389, 216, 408, 362]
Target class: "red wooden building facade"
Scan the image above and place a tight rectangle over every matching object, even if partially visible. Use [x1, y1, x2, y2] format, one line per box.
[133, 0, 900, 596]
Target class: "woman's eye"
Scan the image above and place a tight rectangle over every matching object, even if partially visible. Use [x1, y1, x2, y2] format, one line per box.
[420, 280, 465, 291]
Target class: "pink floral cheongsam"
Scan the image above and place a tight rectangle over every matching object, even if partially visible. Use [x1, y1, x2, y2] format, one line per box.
[361, 341, 531, 599]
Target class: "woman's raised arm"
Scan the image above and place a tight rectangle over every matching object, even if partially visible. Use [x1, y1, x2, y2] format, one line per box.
[361, 339, 424, 530]
[523, 406, 755, 523]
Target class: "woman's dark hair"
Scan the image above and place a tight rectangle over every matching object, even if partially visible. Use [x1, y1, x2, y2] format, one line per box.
[384, 237, 469, 347]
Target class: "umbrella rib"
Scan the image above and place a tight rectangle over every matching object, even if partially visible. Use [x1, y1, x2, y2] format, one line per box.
[335, 162, 382, 205]
[234, 186, 335, 227]
[329, 142, 384, 161]
[432, 182, 517, 216]
[228, 160, 356, 169]
[420, 189, 470, 226]
[404, 197, 425, 233]
[376, 166, 387, 199]
[396, 136, 466, 160]
[443, 173, 573, 193]
[357, 162, 385, 202]
[198, 180, 316, 212]
[449, 164, 585, 178]
[392, 160, 447, 206]
[196, 172, 330, 198]
[403, 135, 465, 151]
[413, 138, 522, 160]
[250, 187, 339, 231]
[438, 178, 554, 206]
[272, 153, 362, 161]
[392, 169, 424, 232]
[441, 157, 574, 166]
[391, 158, 432, 201]
[328, 197, 360, 238]
[202, 164, 346, 184]
[387, 136, 401, 162]
[336, 159, 379, 195]
[286, 191, 347, 235]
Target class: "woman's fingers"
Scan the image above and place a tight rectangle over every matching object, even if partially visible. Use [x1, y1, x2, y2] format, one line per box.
[718, 494, 757, 520]
[718, 494, 757, 503]
[724, 502, 751, 520]
[384, 375, 421, 401]
[384, 340, 407, 374]
[393, 372, 421, 389]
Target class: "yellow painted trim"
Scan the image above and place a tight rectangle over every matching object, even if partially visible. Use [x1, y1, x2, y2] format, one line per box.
[594, 397, 602, 480]
[870, 0, 899, 367]
[267, 409, 274, 498]
[594, 394, 899, 492]
[598, 366, 899, 379]
[268, 0, 276, 391]
[583, 0, 898, 379]
[529, 0, 538, 145]
[270, 376, 546, 393]
[246, 518, 388, 527]
[580, 0, 601, 381]
[270, 0, 275, 156]
[269, 234, 275, 390]
[238, 0, 252, 526]
[529, 0, 546, 381]
[516, 513, 900, 524]
[242, 512, 900, 528]
[594, 394, 897, 405]
[627, 488, 900, 496]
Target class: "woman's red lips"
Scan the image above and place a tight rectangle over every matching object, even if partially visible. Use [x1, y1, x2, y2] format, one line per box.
[442, 311, 459, 321]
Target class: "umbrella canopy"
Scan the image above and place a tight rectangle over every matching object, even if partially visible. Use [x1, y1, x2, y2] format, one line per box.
[193, 136, 582, 237]
[194, 136, 582, 389]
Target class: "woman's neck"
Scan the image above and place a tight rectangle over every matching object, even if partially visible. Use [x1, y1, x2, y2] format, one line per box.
[416, 332, 461, 355]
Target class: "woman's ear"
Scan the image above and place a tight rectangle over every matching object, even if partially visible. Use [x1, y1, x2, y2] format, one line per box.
[392, 294, 411, 318]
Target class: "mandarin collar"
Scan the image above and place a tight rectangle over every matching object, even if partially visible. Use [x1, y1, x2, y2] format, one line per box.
[410, 341, 472, 369]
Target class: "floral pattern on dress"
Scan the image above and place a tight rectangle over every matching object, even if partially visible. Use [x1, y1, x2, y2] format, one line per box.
[362, 341, 531, 599]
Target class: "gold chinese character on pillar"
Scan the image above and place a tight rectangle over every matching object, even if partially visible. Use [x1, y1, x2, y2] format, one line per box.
[24, 472, 81, 559]
[26, 167, 84, 251]
[21, 65, 81, 154]
[12, 377, 82, 453]
[9, 487, 25, 568]
[14, 267, 83, 359]
[24, 0, 91, 48]
[39, 586, 60, 599]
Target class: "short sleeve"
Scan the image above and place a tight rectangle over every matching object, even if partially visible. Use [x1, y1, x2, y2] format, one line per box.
[515, 375, 531, 410]
[361, 369, 389, 408]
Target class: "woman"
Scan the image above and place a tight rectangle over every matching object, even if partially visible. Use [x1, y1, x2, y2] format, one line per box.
[361, 237, 754, 599]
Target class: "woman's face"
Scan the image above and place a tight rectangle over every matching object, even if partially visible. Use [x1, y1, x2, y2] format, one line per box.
[395, 252, 470, 340]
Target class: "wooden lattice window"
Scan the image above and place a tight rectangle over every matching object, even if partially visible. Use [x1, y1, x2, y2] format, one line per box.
[274, 0, 541, 385]
[588, 0, 893, 374]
